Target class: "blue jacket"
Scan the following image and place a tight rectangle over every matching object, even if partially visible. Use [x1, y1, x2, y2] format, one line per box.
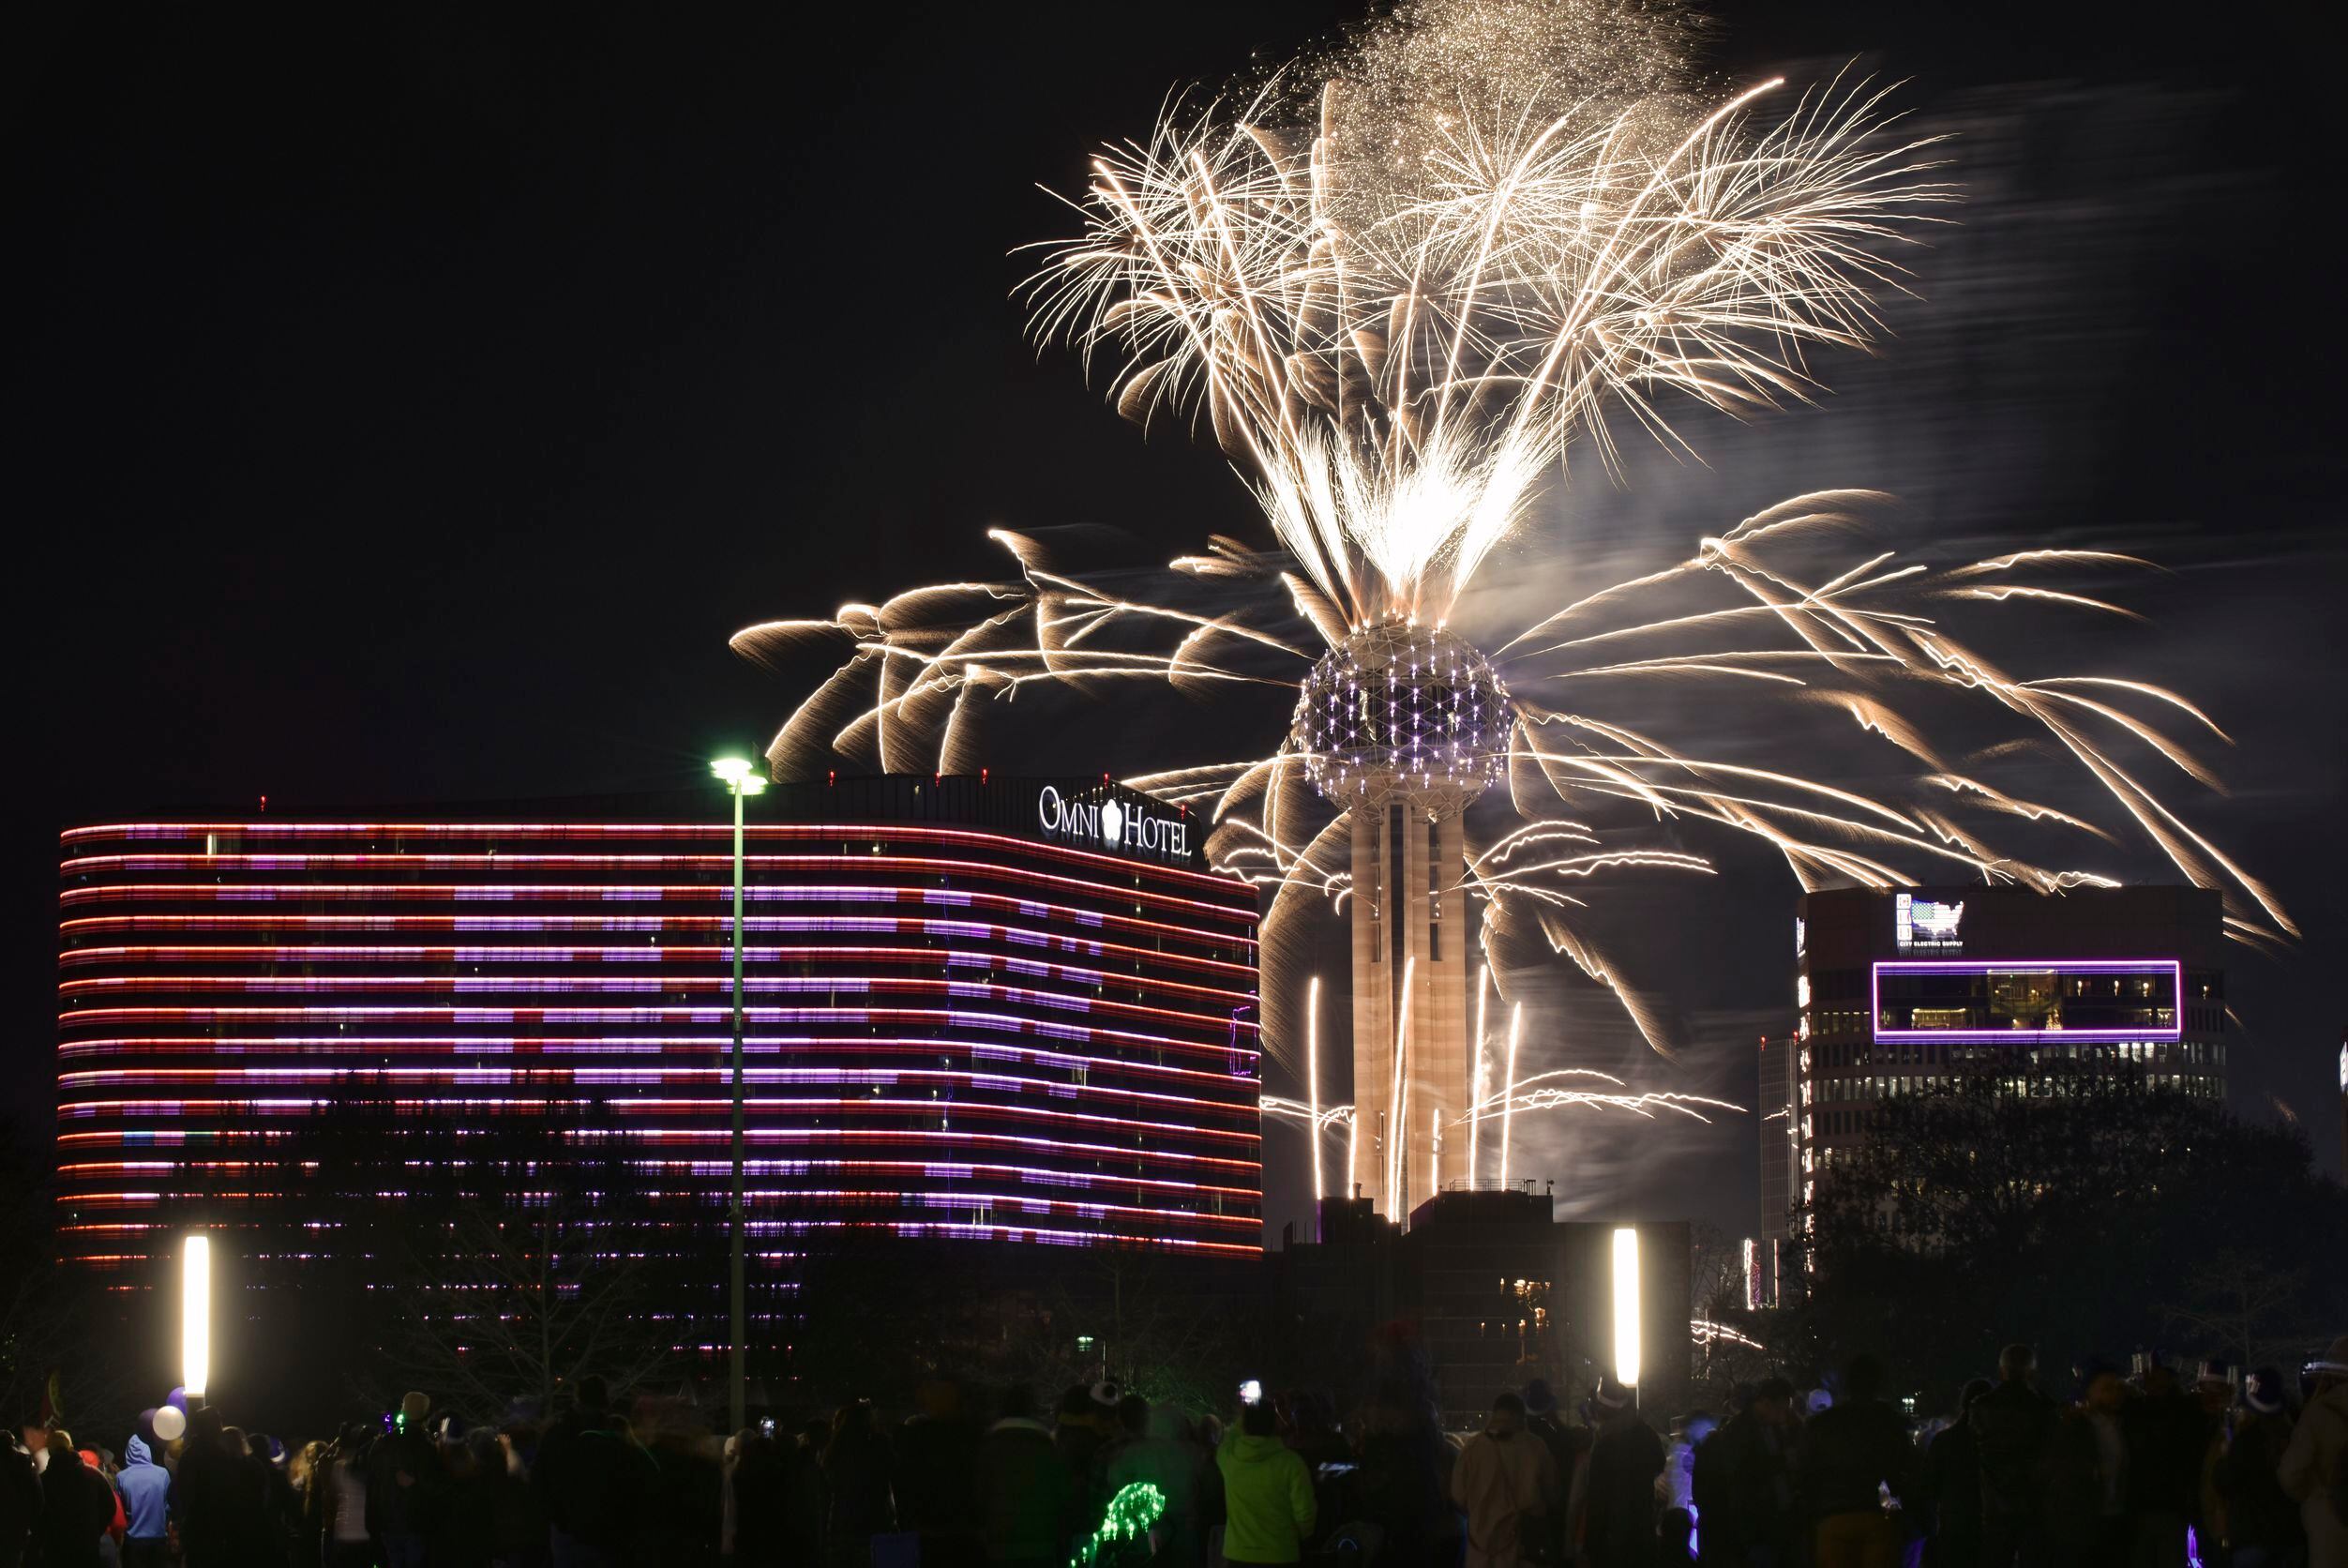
[119, 1434, 171, 1538]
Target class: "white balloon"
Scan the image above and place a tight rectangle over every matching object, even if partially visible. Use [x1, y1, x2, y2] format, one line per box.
[152, 1405, 187, 1441]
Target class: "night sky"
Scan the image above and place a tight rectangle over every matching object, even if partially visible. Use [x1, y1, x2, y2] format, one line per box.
[11, 2, 2343, 1241]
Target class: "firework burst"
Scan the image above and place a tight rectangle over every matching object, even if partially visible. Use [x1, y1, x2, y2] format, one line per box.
[734, 0, 2290, 1093]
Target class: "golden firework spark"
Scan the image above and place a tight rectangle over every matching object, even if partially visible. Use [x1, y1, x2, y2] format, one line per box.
[735, 0, 2290, 1083]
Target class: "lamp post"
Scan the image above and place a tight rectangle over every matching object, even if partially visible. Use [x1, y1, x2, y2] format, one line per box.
[710, 757, 766, 1435]
[182, 1233, 210, 1413]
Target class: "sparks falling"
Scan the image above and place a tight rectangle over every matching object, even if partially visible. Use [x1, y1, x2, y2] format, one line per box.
[734, 0, 2291, 1096]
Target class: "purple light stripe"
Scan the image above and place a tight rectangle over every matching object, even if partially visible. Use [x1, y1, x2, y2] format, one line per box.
[1869, 958, 2185, 1043]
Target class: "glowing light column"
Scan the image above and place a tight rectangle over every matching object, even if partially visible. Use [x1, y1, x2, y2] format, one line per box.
[1612, 1225, 1642, 1401]
[710, 758, 767, 1435]
[182, 1232, 210, 1412]
[1305, 977, 1323, 1206]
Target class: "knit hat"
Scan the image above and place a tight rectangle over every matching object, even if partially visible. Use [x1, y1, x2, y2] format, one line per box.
[2243, 1366, 2286, 1415]
[399, 1391, 432, 1425]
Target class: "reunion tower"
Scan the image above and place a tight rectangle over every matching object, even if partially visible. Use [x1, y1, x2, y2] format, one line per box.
[1292, 619, 1513, 1221]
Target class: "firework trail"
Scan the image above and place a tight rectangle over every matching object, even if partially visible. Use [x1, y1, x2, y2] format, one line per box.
[734, 0, 2291, 1087]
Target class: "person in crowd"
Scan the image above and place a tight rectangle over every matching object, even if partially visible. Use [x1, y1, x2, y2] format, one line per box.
[634, 1407, 720, 1567]
[726, 1426, 790, 1568]
[247, 1431, 300, 1565]
[535, 1378, 656, 1568]
[1972, 1343, 2059, 1568]
[1917, 1379, 1987, 1568]
[319, 1424, 374, 1568]
[1583, 1374, 1666, 1568]
[1452, 1390, 1558, 1568]
[820, 1401, 894, 1568]
[74, 1438, 127, 1565]
[976, 1386, 1075, 1568]
[115, 1423, 172, 1568]
[443, 1425, 501, 1568]
[894, 1377, 981, 1567]
[2219, 1366, 2306, 1568]
[781, 1419, 832, 1568]
[368, 1392, 445, 1568]
[488, 1424, 549, 1568]
[2043, 1363, 2130, 1568]
[1524, 1380, 1588, 1565]
[2124, 1355, 2210, 1568]
[1797, 1355, 1913, 1568]
[1216, 1394, 1314, 1567]
[0, 1430, 34, 1568]
[1364, 1331, 1463, 1564]
[1106, 1401, 1209, 1568]
[173, 1409, 266, 1568]
[290, 1439, 328, 1568]
[2191, 1361, 2235, 1559]
[2280, 1334, 2348, 1568]
[35, 1428, 117, 1568]
[1052, 1384, 1113, 1532]
[1663, 1410, 1714, 1522]
[1689, 1386, 1750, 1568]
[1705, 1376, 1800, 1567]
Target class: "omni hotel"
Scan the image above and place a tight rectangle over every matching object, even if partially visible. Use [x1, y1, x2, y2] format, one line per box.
[53, 776, 1264, 1284]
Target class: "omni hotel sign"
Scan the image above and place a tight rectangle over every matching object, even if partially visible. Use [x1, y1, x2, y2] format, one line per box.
[1036, 784, 1190, 862]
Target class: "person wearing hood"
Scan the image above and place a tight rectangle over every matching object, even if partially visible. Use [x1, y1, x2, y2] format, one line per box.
[116, 1425, 172, 1568]
[1216, 1396, 1315, 1566]
[36, 1429, 118, 1568]
[2219, 1366, 2306, 1568]
[1453, 1391, 1561, 1568]
[2280, 1334, 2348, 1568]
[975, 1387, 1076, 1568]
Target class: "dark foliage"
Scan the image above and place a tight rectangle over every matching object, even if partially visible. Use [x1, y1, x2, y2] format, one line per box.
[1793, 1069, 2346, 1404]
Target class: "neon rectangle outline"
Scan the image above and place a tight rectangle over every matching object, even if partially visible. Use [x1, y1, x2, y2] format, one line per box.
[1869, 957, 2183, 1042]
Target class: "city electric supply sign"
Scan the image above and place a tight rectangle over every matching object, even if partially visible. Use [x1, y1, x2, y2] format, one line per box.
[1037, 785, 1190, 862]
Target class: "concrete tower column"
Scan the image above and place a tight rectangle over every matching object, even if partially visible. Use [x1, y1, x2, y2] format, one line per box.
[1348, 806, 1392, 1206]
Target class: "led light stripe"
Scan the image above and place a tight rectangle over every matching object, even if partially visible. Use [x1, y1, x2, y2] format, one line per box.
[60, 1092, 1258, 1147]
[1870, 958, 2184, 1042]
[59, 943, 1258, 998]
[54, 1036, 1261, 1096]
[56, 1063, 1260, 1123]
[54, 1169, 1257, 1232]
[52, 1214, 1262, 1259]
[61, 886, 1255, 956]
[59, 1004, 1258, 1062]
[62, 820, 1240, 893]
[62, 852, 1257, 926]
[58, 973, 1258, 1033]
[55, 1152, 1258, 1200]
[59, 1104, 1260, 1170]
[57, 922, 1258, 977]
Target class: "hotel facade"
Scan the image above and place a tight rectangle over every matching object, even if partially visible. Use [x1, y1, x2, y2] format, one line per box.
[54, 776, 1264, 1293]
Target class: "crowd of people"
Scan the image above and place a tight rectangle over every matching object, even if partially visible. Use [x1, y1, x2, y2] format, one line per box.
[0, 1334, 2341, 1568]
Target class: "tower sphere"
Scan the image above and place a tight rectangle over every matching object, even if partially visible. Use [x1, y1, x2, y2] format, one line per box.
[1292, 621, 1511, 817]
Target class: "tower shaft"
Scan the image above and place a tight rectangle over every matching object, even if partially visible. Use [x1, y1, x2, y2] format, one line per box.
[1349, 803, 1470, 1219]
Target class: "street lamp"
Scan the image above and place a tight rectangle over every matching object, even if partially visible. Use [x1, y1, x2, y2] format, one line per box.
[182, 1233, 210, 1412]
[710, 756, 766, 1435]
